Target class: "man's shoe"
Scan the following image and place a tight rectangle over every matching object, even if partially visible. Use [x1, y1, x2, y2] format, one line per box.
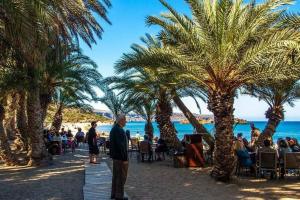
[115, 198, 128, 200]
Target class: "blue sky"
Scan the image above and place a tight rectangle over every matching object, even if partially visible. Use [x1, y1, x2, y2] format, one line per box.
[80, 0, 300, 121]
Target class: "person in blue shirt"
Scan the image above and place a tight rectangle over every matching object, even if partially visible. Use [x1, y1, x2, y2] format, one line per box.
[234, 139, 253, 167]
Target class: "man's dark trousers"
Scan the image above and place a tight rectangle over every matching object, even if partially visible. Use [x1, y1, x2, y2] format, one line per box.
[111, 159, 128, 199]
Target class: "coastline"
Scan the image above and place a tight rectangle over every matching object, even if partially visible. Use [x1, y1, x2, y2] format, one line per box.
[56, 121, 113, 134]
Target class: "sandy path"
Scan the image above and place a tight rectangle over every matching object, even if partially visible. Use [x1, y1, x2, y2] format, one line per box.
[106, 153, 300, 200]
[0, 148, 89, 200]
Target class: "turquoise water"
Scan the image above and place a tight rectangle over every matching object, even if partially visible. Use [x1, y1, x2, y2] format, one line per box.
[97, 121, 300, 141]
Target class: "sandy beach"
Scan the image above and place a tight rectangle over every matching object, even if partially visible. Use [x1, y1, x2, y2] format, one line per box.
[105, 153, 300, 200]
[51, 121, 113, 135]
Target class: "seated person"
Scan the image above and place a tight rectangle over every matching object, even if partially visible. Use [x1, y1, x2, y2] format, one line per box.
[61, 132, 68, 149]
[52, 132, 62, 143]
[66, 130, 73, 138]
[237, 133, 243, 141]
[242, 138, 254, 152]
[51, 132, 62, 154]
[288, 139, 300, 152]
[257, 139, 278, 155]
[256, 139, 278, 178]
[277, 139, 291, 178]
[155, 138, 168, 161]
[140, 135, 152, 162]
[75, 128, 85, 145]
[250, 123, 260, 148]
[60, 128, 66, 135]
[47, 130, 53, 142]
[234, 140, 253, 168]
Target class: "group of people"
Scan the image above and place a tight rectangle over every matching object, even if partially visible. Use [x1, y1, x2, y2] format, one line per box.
[44, 127, 87, 155]
[234, 123, 300, 178]
[139, 134, 168, 162]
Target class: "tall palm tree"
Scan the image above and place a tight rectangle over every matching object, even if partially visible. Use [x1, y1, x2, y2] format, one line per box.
[244, 79, 300, 146]
[118, 0, 300, 180]
[115, 34, 215, 149]
[40, 45, 101, 122]
[16, 90, 28, 150]
[108, 66, 181, 148]
[1, 0, 111, 166]
[0, 104, 17, 165]
[0, 48, 27, 164]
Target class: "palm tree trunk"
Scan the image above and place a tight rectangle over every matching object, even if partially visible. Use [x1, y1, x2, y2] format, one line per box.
[4, 93, 17, 140]
[208, 90, 235, 182]
[0, 104, 17, 166]
[257, 106, 284, 147]
[16, 91, 29, 151]
[40, 92, 52, 123]
[155, 90, 180, 149]
[172, 94, 215, 151]
[27, 68, 48, 166]
[144, 118, 154, 139]
[51, 103, 63, 133]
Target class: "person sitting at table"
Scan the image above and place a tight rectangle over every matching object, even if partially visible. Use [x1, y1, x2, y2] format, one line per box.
[257, 139, 278, 178]
[234, 139, 253, 168]
[250, 123, 260, 148]
[61, 131, 68, 151]
[52, 132, 62, 154]
[277, 139, 291, 178]
[155, 138, 168, 161]
[258, 139, 277, 151]
[75, 128, 85, 147]
[242, 138, 254, 152]
[66, 130, 73, 138]
[287, 138, 300, 152]
[140, 134, 152, 162]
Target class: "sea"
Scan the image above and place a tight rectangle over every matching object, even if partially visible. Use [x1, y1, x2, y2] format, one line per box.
[97, 121, 300, 142]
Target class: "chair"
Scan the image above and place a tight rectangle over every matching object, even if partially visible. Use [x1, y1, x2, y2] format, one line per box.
[129, 138, 139, 157]
[98, 137, 106, 153]
[258, 152, 278, 178]
[139, 141, 153, 162]
[283, 152, 300, 177]
[235, 157, 252, 176]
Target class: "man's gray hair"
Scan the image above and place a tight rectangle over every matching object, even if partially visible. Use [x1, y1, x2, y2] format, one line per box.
[115, 114, 126, 122]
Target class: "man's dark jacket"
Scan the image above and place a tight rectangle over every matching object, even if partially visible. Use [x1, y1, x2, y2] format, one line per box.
[109, 123, 128, 161]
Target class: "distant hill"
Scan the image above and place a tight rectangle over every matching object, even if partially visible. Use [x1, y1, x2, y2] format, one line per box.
[45, 105, 112, 124]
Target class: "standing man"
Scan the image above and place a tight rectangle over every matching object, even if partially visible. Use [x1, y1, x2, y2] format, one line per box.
[88, 121, 99, 164]
[110, 114, 128, 200]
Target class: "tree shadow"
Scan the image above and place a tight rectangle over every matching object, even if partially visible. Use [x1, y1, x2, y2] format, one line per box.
[0, 150, 86, 200]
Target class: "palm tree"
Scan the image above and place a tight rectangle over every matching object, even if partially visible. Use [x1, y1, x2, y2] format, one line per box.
[1, 0, 111, 166]
[138, 101, 156, 139]
[118, 0, 300, 180]
[244, 79, 300, 146]
[40, 45, 101, 122]
[16, 91, 28, 150]
[115, 34, 215, 149]
[125, 96, 157, 139]
[98, 85, 133, 120]
[50, 89, 93, 132]
[0, 48, 27, 164]
[0, 104, 17, 165]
